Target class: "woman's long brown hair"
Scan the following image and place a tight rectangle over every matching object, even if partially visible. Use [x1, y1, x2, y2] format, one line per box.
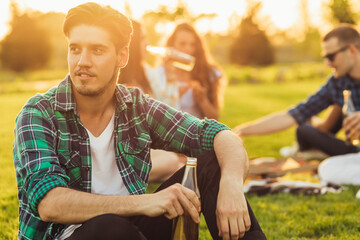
[166, 22, 225, 107]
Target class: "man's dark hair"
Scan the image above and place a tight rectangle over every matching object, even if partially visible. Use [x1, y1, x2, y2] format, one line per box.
[63, 2, 133, 51]
[323, 24, 360, 49]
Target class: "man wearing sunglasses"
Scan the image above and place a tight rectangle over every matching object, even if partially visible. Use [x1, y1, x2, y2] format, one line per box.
[234, 24, 360, 157]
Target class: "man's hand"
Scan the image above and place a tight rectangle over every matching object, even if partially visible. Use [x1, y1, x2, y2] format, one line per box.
[143, 184, 201, 223]
[343, 111, 360, 141]
[232, 126, 244, 137]
[216, 178, 251, 240]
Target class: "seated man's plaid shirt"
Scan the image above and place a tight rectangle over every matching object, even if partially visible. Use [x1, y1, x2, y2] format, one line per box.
[288, 74, 360, 124]
[13, 75, 229, 240]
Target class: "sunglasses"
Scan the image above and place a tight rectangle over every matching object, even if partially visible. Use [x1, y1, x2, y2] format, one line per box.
[323, 45, 349, 62]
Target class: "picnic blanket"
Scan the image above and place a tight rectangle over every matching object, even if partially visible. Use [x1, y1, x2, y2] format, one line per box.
[244, 178, 342, 196]
[245, 157, 342, 196]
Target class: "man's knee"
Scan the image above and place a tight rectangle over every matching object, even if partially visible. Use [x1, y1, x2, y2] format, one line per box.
[296, 124, 316, 139]
[296, 124, 321, 150]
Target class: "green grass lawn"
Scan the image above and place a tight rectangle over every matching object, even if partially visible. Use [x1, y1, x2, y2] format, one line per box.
[1, 80, 360, 239]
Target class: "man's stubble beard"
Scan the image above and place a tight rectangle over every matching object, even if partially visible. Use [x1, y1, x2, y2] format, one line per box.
[75, 69, 119, 97]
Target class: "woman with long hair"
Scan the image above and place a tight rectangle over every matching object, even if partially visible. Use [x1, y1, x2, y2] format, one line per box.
[149, 22, 227, 120]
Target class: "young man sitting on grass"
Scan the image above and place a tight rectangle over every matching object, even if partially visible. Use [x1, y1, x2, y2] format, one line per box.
[13, 2, 266, 240]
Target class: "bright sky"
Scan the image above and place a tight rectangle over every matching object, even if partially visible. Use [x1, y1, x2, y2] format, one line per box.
[0, 0, 325, 40]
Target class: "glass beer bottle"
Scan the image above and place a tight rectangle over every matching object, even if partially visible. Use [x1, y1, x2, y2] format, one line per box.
[342, 90, 360, 146]
[171, 157, 200, 240]
[146, 45, 196, 72]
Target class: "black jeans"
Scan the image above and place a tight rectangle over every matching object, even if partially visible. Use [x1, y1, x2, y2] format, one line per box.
[67, 151, 266, 240]
[296, 124, 359, 156]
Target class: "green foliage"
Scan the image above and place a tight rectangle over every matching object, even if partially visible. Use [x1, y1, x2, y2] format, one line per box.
[230, 1, 274, 66]
[0, 69, 67, 94]
[224, 62, 331, 85]
[329, 0, 358, 24]
[141, 0, 217, 48]
[0, 68, 68, 83]
[36, 12, 67, 69]
[0, 2, 52, 72]
[142, 1, 216, 24]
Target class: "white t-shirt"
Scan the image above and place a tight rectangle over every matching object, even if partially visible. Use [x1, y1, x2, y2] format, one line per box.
[59, 113, 128, 239]
[146, 65, 180, 109]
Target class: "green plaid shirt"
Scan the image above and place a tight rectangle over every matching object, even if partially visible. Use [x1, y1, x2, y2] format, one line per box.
[13, 75, 229, 240]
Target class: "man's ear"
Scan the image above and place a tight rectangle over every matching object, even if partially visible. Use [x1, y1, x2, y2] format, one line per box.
[117, 46, 129, 68]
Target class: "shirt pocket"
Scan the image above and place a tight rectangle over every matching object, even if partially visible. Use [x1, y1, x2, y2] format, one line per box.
[58, 151, 82, 190]
[118, 133, 152, 181]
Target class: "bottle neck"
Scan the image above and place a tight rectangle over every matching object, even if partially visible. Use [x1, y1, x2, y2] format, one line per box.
[182, 164, 200, 198]
[342, 90, 355, 116]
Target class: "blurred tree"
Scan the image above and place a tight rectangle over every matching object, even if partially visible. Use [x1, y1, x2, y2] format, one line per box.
[0, 1, 52, 72]
[142, 0, 216, 45]
[141, 0, 217, 66]
[36, 12, 67, 69]
[230, 0, 274, 66]
[329, 0, 357, 24]
[143, 0, 216, 23]
[124, 0, 133, 18]
[295, 0, 322, 62]
[205, 32, 233, 65]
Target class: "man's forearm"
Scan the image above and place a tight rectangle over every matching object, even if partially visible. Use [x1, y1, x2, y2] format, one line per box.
[38, 184, 201, 225]
[38, 187, 146, 224]
[235, 112, 297, 136]
[213, 130, 248, 182]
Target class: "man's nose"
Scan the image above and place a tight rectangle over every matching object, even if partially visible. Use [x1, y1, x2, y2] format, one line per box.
[78, 50, 92, 67]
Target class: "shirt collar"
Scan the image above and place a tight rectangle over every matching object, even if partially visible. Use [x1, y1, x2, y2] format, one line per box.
[53, 74, 133, 113]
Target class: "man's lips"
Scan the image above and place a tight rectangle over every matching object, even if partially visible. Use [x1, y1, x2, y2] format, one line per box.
[75, 71, 96, 79]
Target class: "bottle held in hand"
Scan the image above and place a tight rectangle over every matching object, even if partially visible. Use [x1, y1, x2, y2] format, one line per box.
[171, 157, 200, 240]
[342, 90, 360, 146]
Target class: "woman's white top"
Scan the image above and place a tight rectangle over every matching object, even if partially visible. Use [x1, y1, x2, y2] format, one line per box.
[146, 65, 222, 119]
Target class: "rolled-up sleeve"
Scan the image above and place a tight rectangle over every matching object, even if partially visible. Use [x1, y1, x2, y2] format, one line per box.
[200, 119, 229, 150]
[14, 107, 69, 216]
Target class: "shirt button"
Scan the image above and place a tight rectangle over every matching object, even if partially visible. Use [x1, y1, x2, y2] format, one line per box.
[84, 167, 90, 171]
